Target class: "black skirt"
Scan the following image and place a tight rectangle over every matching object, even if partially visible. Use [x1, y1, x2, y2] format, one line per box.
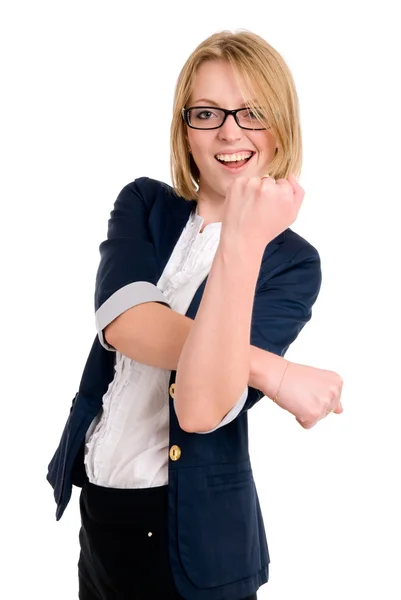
[78, 481, 258, 600]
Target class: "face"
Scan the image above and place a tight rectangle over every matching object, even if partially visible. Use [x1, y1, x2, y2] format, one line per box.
[186, 60, 277, 202]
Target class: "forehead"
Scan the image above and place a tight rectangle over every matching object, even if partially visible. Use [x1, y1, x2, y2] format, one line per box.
[189, 60, 250, 108]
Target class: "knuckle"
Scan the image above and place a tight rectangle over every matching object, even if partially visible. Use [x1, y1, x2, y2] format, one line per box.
[260, 178, 273, 191]
[329, 386, 337, 401]
[309, 408, 321, 422]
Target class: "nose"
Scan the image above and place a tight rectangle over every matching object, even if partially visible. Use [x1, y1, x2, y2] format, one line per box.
[217, 114, 242, 142]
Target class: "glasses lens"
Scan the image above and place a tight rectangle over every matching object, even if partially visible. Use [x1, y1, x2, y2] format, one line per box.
[237, 108, 266, 130]
[187, 107, 225, 129]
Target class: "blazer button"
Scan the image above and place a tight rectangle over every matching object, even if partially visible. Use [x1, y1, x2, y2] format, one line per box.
[169, 383, 175, 398]
[169, 445, 181, 461]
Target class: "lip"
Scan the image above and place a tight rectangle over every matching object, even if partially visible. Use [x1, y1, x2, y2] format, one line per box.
[214, 149, 255, 157]
[214, 151, 256, 173]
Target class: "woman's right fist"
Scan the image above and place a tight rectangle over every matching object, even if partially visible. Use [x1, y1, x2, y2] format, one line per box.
[220, 173, 304, 256]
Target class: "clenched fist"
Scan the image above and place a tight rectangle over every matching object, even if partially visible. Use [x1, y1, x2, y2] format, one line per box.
[275, 361, 344, 429]
[220, 173, 304, 255]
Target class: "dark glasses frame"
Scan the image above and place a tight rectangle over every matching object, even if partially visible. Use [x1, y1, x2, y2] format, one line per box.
[182, 106, 268, 131]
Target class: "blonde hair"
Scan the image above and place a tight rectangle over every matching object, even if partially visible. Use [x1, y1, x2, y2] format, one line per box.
[170, 30, 302, 201]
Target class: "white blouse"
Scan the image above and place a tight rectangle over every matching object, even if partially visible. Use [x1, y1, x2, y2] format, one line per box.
[84, 207, 249, 489]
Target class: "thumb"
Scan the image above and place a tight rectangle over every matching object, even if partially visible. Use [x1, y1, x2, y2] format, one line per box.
[287, 173, 301, 190]
[287, 173, 304, 209]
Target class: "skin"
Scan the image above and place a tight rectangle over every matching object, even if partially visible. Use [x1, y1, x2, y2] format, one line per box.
[178, 59, 344, 428]
[186, 59, 278, 229]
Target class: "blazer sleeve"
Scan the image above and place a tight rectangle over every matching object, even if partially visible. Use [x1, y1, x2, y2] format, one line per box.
[196, 245, 322, 433]
[94, 179, 170, 350]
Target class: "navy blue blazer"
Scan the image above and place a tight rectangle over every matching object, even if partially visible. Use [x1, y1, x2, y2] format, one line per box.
[47, 177, 322, 599]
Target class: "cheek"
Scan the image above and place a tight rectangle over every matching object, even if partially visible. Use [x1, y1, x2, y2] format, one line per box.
[188, 131, 202, 152]
[188, 130, 215, 154]
[252, 132, 276, 155]
[189, 140, 215, 167]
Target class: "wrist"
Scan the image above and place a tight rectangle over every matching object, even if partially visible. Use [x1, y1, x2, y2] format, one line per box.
[217, 240, 263, 281]
[220, 225, 273, 260]
[272, 361, 290, 404]
[249, 346, 289, 398]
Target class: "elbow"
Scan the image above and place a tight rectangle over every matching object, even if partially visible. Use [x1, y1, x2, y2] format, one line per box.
[173, 390, 224, 433]
[178, 417, 217, 434]
[178, 419, 197, 433]
[174, 400, 202, 433]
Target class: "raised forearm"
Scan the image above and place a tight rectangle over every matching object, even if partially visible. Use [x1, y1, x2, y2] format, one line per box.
[174, 245, 263, 431]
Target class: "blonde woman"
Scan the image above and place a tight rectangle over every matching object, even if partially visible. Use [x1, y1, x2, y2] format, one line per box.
[47, 29, 343, 600]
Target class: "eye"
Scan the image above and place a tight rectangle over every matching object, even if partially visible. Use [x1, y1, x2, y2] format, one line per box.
[247, 108, 264, 120]
[196, 109, 218, 120]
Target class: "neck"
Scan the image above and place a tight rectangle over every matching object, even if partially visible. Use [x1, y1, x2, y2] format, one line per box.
[196, 177, 225, 223]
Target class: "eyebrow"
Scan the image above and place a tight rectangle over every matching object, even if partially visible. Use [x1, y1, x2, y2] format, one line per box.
[190, 98, 256, 107]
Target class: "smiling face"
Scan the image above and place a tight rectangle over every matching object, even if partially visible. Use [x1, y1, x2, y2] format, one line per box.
[186, 60, 277, 203]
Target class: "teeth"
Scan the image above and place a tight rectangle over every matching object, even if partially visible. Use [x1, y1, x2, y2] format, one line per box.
[216, 152, 253, 162]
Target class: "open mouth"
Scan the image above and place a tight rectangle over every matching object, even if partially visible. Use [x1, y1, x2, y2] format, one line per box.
[214, 151, 255, 170]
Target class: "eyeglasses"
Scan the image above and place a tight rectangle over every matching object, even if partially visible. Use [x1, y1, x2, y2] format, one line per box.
[182, 106, 269, 130]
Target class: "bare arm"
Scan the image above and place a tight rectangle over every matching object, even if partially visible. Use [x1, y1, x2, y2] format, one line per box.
[105, 299, 285, 427]
[171, 173, 305, 431]
[174, 243, 264, 431]
[105, 301, 193, 372]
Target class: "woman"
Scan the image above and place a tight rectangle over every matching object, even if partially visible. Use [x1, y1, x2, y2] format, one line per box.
[47, 30, 343, 600]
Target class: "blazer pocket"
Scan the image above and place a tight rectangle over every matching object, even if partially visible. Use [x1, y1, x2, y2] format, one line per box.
[206, 469, 253, 488]
[176, 469, 262, 589]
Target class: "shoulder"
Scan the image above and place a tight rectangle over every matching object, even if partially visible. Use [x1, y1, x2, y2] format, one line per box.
[122, 177, 185, 202]
[118, 177, 190, 212]
[259, 228, 321, 285]
[124, 176, 174, 196]
[281, 228, 320, 262]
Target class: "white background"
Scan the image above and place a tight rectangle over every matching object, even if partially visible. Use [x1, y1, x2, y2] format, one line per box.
[1, 1, 400, 598]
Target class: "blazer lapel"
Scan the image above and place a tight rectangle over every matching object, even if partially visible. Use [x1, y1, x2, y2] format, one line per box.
[158, 195, 196, 273]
